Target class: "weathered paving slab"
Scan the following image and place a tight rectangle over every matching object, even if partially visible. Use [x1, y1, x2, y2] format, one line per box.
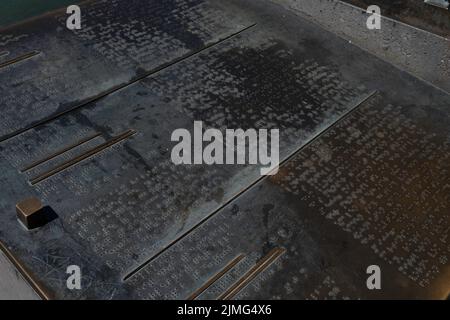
[0, 0, 449, 299]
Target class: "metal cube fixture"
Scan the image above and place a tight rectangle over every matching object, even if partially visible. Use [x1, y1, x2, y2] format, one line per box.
[16, 197, 47, 230]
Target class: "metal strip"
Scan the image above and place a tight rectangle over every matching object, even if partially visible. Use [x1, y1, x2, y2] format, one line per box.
[21, 132, 102, 172]
[30, 129, 136, 185]
[0, 51, 40, 69]
[0, 240, 51, 300]
[187, 254, 245, 300]
[218, 248, 286, 300]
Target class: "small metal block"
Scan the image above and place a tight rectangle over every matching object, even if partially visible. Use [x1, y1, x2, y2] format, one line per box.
[16, 197, 46, 230]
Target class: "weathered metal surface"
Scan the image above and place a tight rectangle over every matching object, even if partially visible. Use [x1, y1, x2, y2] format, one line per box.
[0, 0, 449, 299]
[0, 0, 250, 142]
[129, 92, 449, 300]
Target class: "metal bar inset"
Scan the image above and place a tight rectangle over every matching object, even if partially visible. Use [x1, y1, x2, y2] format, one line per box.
[21, 132, 102, 172]
[0, 240, 51, 300]
[0, 51, 40, 69]
[30, 129, 136, 185]
[187, 254, 245, 300]
[218, 248, 285, 300]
